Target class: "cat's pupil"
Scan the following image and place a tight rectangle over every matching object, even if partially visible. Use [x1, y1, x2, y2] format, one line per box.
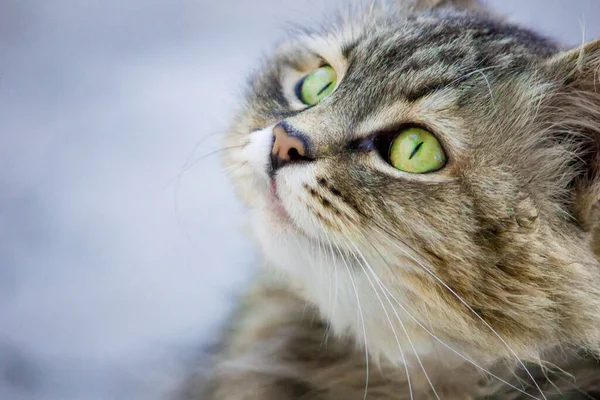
[409, 142, 424, 160]
[317, 82, 333, 96]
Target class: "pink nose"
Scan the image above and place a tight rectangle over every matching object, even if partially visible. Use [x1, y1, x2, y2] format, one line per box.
[271, 123, 307, 170]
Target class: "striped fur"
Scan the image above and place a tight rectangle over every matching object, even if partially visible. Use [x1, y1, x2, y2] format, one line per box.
[178, 0, 600, 398]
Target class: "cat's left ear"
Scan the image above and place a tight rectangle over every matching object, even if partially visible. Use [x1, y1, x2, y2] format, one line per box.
[545, 39, 600, 231]
[545, 38, 600, 83]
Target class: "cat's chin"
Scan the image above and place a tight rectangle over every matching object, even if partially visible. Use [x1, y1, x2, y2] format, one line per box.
[257, 194, 314, 244]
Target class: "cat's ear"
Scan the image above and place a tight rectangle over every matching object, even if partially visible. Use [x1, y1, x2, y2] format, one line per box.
[545, 38, 600, 82]
[545, 39, 600, 232]
[404, 0, 485, 11]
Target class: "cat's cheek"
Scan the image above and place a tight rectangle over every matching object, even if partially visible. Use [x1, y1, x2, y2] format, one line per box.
[274, 166, 328, 238]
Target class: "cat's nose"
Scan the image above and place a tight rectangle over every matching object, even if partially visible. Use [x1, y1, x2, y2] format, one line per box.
[270, 122, 311, 171]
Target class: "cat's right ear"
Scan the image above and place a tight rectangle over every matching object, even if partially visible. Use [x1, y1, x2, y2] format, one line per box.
[400, 0, 485, 11]
[544, 39, 600, 232]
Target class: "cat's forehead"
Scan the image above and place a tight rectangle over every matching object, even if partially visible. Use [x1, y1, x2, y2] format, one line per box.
[349, 15, 550, 84]
[354, 12, 557, 58]
[318, 13, 556, 114]
[254, 11, 559, 113]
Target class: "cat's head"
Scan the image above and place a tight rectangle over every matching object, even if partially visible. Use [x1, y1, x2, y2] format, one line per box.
[224, 0, 600, 365]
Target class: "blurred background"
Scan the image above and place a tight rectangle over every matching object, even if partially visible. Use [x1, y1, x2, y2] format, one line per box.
[1, 1, 599, 399]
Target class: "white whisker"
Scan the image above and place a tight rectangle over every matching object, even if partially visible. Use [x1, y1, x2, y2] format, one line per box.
[477, 69, 499, 120]
[315, 235, 333, 350]
[317, 222, 370, 400]
[445, 65, 501, 89]
[374, 263, 541, 399]
[372, 228, 548, 400]
[341, 231, 428, 400]
[340, 235, 415, 400]
[336, 217, 543, 399]
[342, 224, 542, 399]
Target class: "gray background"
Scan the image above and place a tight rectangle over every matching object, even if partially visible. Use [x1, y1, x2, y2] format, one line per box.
[1, 1, 599, 399]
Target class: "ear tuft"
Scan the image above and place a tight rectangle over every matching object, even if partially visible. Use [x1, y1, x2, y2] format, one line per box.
[546, 39, 600, 86]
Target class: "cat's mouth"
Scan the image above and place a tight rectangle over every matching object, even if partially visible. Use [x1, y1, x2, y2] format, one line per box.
[267, 178, 290, 219]
[266, 176, 341, 254]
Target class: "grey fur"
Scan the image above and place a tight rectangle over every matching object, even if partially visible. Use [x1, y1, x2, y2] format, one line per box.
[178, 0, 600, 398]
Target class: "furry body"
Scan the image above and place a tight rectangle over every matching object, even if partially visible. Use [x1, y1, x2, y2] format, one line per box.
[181, 1, 600, 398]
[187, 280, 600, 399]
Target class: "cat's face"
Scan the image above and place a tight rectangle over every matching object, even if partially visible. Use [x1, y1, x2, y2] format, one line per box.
[224, 1, 600, 364]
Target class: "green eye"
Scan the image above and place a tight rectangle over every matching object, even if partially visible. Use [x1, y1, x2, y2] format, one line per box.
[296, 66, 337, 105]
[389, 127, 447, 173]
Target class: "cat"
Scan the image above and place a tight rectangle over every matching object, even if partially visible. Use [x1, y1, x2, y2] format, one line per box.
[178, 0, 600, 398]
